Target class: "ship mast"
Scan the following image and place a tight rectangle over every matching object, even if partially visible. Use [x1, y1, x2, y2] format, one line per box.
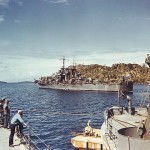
[73, 58, 76, 67]
[145, 54, 150, 67]
[63, 56, 66, 70]
[60, 56, 67, 73]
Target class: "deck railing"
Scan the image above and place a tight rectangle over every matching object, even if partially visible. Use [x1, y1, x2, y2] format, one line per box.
[23, 125, 51, 150]
[107, 119, 118, 147]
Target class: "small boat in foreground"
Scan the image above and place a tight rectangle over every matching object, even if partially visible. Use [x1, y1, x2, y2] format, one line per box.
[71, 133, 105, 150]
[71, 120, 106, 149]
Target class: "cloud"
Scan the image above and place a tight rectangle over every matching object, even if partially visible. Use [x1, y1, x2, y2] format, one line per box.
[133, 16, 150, 22]
[43, 0, 68, 4]
[0, 49, 149, 82]
[0, 15, 4, 23]
[0, 0, 23, 7]
[0, 0, 9, 6]
[72, 50, 149, 66]
[14, 19, 22, 23]
[16, 0, 23, 6]
[0, 40, 10, 46]
[0, 55, 61, 82]
[14, 19, 28, 24]
[118, 17, 122, 20]
[145, 17, 150, 21]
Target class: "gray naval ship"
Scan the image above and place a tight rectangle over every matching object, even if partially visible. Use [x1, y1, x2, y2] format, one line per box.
[35, 58, 133, 93]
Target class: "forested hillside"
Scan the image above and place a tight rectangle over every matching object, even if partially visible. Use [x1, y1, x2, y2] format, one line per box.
[76, 63, 150, 83]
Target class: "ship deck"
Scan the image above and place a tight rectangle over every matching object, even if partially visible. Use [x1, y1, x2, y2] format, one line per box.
[101, 107, 148, 150]
[0, 127, 27, 150]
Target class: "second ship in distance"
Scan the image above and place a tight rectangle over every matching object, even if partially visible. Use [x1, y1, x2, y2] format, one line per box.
[35, 57, 133, 93]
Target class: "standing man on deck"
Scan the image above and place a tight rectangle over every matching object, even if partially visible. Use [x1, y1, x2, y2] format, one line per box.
[3, 99, 10, 128]
[9, 109, 27, 147]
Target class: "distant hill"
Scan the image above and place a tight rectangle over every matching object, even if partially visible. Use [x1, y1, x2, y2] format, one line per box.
[75, 63, 150, 84]
[20, 81, 33, 83]
[0, 81, 33, 84]
[0, 81, 7, 84]
[14, 81, 33, 84]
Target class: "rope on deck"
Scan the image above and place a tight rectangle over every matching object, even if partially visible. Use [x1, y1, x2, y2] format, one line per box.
[111, 117, 137, 127]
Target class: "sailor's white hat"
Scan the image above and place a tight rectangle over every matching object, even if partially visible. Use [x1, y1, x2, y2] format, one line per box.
[2, 97, 6, 100]
[18, 109, 23, 113]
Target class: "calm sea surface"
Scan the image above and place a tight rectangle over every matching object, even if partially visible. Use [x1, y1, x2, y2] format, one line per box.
[0, 83, 150, 150]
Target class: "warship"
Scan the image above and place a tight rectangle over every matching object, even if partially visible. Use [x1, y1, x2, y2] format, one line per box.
[35, 58, 133, 93]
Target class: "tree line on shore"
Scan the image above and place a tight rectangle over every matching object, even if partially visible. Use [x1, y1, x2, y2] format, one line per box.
[75, 63, 150, 84]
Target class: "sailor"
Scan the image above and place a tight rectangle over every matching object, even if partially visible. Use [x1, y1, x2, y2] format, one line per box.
[0, 97, 6, 126]
[0, 100, 3, 127]
[3, 99, 10, 128]
[147, 103, 149, 111]
[126, 95, 132, 114]
[119, 90, 126, 99]
[84, 120, 93, 136]
[138, 120, 146, 138]
[9, 109, 27, 147]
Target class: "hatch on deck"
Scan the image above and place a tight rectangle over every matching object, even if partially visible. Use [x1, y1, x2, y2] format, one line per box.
[117, 127, 150, 150]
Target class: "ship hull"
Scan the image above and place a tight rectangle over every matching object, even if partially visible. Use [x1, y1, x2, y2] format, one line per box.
[38, 82, 133, 93]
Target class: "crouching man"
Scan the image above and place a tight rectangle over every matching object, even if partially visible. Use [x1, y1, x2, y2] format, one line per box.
[9, 109, 27, 147]
[84, 120, 93, 136]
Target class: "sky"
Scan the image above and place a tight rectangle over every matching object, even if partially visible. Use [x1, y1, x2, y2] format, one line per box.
[0, 0, 150, 82]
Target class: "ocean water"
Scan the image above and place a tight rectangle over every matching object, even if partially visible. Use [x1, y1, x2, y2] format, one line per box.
[0, 82, 150, 150]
